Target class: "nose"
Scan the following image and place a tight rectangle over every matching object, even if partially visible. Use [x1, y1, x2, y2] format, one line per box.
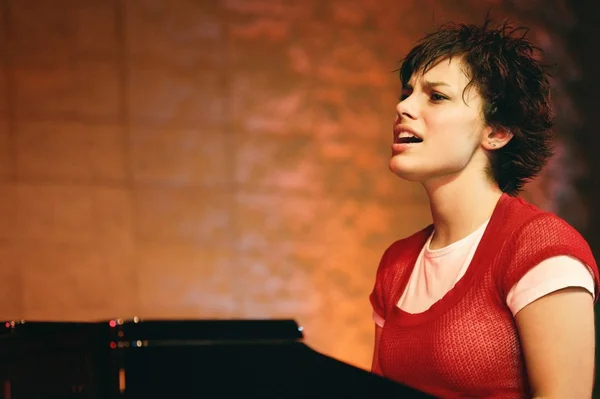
[396, 96, 417, 120]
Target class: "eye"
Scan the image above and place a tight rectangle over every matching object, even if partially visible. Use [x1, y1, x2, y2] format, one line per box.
[430, 92, 448, 102]
[399, 91, 411, 101]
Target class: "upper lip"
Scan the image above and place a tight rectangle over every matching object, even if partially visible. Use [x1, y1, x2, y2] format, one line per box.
[393, 125, 423, 141]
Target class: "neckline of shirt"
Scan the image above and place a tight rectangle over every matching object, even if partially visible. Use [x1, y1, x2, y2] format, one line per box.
[424, 218, 491, 258]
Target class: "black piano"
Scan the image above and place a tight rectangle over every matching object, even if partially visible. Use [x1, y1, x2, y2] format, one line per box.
[0, 319, 433, 398]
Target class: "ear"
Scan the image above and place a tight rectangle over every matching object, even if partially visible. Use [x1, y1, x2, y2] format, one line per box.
[482, 126, 513, 151]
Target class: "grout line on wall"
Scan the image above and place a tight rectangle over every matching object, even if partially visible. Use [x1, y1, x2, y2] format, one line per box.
[114, 0, 133, 190]
[2, 0, 17, 183]
[2, 0, 24, 319]
[219, 1, 242, 316]
[115, 0, 141, 316]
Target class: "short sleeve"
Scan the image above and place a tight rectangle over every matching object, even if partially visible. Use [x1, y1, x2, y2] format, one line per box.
[506, 255, 595, 315]
[499, 213, 599, 303]
[369, 248, 390, 324]
[372, 310, 385, 328]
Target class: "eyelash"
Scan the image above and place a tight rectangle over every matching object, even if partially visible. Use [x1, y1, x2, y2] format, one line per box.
[399, 92, 448, 102]
[430, 93, 447, 102]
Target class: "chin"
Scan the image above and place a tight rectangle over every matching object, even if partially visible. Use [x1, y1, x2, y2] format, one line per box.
[388, 158, 423, 182]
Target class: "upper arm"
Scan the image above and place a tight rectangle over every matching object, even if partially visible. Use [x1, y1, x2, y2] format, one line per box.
[372, 324, 383, 375]
[515, 287, 595, 398]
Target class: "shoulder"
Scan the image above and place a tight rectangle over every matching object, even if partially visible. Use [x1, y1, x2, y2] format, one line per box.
[497, 196, 598, 296]
[506, 197, 591, 252]
[370, 225, 432, 317]
[378, 224, 433, 271]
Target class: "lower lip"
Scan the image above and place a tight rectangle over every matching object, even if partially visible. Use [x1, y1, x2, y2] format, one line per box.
[391, 142, 420, 154]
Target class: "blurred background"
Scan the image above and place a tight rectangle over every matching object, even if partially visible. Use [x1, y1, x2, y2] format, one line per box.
[0, 0, 598, 375]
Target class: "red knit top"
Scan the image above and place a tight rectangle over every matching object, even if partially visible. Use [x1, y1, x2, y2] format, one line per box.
[370, 194, 599, 398]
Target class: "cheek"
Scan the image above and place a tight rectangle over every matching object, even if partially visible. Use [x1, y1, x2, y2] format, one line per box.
[425, 116, 483, 167]
[426, 111, 482, 142]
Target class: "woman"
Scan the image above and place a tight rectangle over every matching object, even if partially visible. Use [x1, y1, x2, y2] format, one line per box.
[370, 20, 599, 398]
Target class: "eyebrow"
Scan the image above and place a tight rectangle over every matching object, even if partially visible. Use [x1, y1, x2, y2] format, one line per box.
[403, 80, 452, 90]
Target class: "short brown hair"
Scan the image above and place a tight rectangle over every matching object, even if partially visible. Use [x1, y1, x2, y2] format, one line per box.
[399, 20, 554, 195]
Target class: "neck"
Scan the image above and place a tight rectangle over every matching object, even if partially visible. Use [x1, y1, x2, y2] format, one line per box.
[423, 166, 504, 250]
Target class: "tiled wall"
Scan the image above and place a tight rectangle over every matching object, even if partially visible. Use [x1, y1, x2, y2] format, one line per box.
[0, 0, 566, 369]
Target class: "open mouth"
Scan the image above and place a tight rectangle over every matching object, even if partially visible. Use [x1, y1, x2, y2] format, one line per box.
[395, 136, 423, 144]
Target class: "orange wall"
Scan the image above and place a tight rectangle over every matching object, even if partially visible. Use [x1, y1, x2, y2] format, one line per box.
[0, 0, 558, 369]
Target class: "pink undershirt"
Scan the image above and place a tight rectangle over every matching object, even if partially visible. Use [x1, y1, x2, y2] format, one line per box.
[374, 219, 595, 326]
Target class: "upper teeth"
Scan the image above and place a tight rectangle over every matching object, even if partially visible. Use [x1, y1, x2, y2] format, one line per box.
[399, 132, 417, 138]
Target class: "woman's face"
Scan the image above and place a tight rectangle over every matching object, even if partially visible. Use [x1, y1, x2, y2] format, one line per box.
[389, 58, 492, 185]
